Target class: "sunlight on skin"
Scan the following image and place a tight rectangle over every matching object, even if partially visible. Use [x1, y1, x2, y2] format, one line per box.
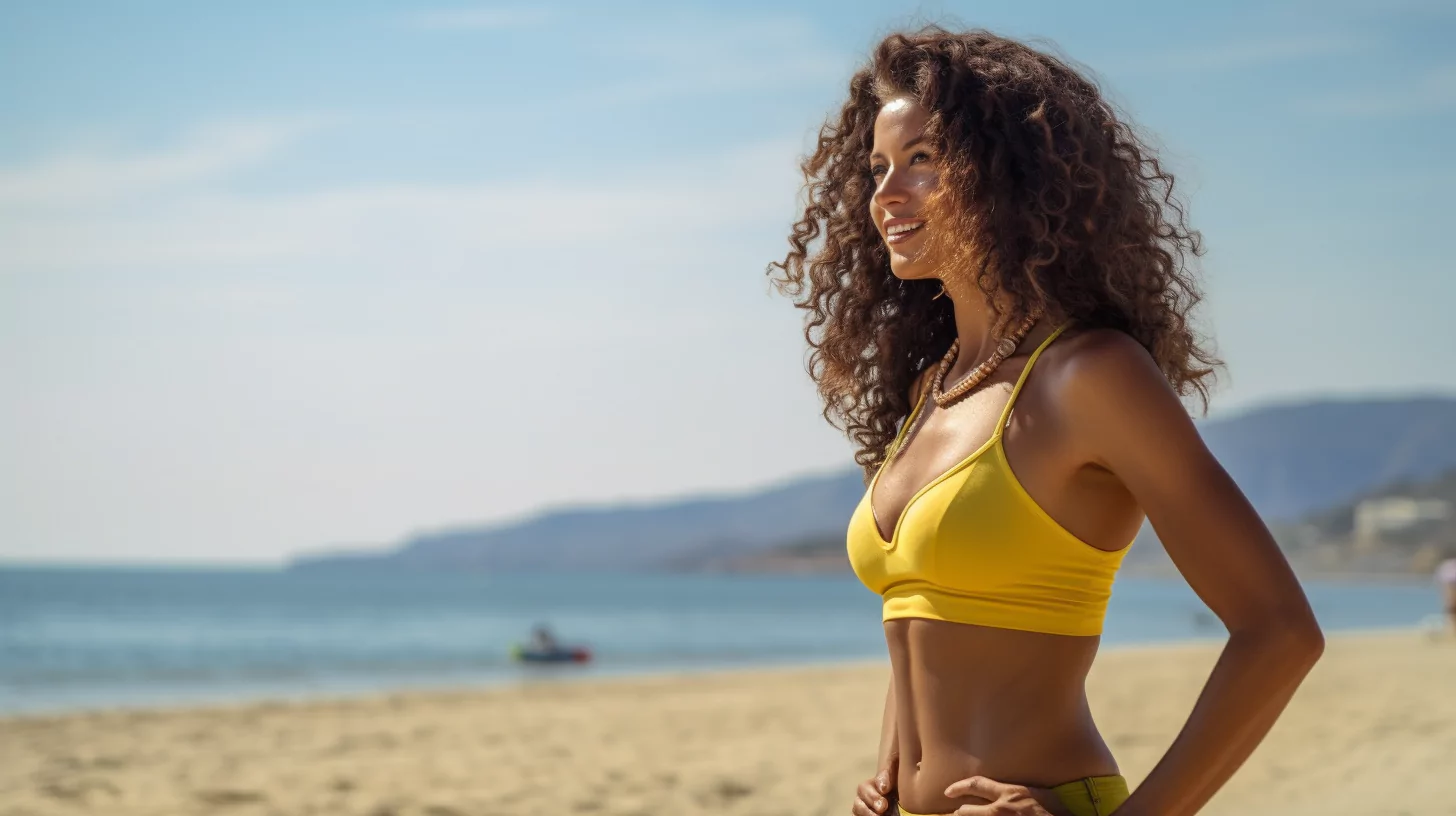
[868, 97, 942, 276]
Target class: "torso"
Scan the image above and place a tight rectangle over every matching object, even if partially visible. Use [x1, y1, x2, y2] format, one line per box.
[887, 620, 1115, 811]
[865, 325, 1146, 814]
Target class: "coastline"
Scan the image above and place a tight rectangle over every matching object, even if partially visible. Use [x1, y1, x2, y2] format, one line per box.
[0, 618, 1437, 722]
[1, 568, 1442, 721]
[4, 629, 1453, 815]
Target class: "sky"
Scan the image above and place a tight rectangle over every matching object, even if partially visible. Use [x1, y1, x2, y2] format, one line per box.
[2, 0, 1454, 564]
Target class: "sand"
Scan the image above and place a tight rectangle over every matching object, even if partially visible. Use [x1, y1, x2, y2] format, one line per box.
[2, 630, 1453, 816]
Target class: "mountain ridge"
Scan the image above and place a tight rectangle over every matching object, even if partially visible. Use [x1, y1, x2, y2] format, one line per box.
[289, 394, 1456, 573]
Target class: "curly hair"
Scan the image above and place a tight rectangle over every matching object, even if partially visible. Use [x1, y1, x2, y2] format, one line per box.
[768, 26, 1220, 475]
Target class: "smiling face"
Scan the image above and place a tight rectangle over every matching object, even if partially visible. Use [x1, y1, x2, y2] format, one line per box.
[869, 97, 942, 280]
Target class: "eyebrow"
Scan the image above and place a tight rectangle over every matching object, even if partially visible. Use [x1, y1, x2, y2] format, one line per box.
[869, 134, 929, 163]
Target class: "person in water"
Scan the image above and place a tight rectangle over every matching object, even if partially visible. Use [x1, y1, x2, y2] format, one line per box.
[769, 27, 1324, 816]
[528, 623, 559, 653]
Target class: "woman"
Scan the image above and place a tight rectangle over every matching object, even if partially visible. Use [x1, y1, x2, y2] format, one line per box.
[769, 28, 1324, 816]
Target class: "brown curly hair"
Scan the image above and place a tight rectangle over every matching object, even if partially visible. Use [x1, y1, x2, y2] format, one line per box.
[768, 26, 1220, 475]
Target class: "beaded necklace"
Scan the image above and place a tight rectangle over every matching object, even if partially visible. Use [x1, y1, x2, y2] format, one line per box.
[929, 312, 1042, 409]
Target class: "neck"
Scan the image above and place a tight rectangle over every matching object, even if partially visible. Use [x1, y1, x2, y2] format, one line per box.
[939, 276, 1048, 379]
[942, 277, 1001, 371]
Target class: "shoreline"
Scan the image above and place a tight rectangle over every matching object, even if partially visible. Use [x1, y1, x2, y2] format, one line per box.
[0, 622, 1430, 723]
[3, 629, 1453, 815]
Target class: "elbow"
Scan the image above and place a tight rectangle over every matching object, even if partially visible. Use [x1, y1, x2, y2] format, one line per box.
[1286, 616, 1325, 668]
[1234, 609, 1325, 670]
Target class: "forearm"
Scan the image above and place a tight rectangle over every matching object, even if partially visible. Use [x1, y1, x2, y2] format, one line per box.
[877, 677, 899, 772]
[1115, 620, 1324, 816]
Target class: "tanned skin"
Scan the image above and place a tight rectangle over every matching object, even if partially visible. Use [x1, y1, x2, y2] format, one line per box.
[849, 99, 1324, 816]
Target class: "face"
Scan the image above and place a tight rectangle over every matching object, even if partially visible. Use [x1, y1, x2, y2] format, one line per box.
[869, 97, 940, 280]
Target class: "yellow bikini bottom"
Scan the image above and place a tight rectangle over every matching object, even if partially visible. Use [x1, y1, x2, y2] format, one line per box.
[897, 774, 1129, 816]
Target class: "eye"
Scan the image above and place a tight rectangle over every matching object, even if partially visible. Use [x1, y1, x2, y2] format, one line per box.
[869, 163, 887, 179]
[910, 151, 931, 165]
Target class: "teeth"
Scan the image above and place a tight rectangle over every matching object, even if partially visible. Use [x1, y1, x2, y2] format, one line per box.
[887, 222, 923, 235]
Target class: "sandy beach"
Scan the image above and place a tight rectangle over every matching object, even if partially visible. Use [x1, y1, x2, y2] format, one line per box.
[2, 630, 1453, 816]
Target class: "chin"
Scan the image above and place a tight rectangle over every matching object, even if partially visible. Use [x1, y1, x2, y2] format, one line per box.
[888, 261, 936, 282]
[886, 243, 938, 281]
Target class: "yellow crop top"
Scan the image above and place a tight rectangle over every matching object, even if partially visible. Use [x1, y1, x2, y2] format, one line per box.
[846, 324, 1132, 637]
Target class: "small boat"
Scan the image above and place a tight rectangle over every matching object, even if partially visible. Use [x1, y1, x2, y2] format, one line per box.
[510, 643, 593, 664]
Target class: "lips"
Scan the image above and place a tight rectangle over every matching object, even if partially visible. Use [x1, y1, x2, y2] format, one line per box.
[884, 219, 925, 245]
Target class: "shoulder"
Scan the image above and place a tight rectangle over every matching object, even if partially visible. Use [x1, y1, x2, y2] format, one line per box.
[1033, 326, 1198, 462]
[1038, 327, 1174, 408]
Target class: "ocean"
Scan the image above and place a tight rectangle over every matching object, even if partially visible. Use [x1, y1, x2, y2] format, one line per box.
[0, 568, 1441, 715]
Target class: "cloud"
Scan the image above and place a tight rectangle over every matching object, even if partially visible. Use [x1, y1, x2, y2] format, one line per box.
[0, 116, 329, 208]
[0, 11, 841, 285]
[0, 121, 802, 286]
[1301, 64, 1456, 116]
[405, 6, 554, 30]
[0, 116, 824, 566]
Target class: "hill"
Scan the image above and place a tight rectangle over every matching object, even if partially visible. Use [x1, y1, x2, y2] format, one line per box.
[1274, 468, 1456, 575]
[290, 395, 1456, 573]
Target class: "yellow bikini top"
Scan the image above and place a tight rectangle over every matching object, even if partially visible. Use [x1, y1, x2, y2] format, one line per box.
[846, 324, 1132, 637]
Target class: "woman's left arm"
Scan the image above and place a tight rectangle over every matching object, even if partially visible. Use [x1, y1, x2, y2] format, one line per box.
[945, 332, 1324, 816]
[1059, 331, 1324, 815]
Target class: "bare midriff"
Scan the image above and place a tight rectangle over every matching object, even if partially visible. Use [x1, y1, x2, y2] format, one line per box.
[887, 617, 1119, 815]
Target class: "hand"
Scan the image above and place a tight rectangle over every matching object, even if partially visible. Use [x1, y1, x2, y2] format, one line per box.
[851, 763, 897, 816]
[943, 776, 1074, 816]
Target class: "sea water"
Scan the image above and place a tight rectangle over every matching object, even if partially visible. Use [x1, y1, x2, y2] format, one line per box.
[0, 568, 1440, 714]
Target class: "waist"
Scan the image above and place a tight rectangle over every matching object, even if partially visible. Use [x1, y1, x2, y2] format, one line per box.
[895, 703, 1118, 800]
[885, 618, 1116, 807]
[896, 733, 1120, 805]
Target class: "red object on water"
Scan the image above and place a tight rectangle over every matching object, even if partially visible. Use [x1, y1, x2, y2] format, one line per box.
[567, 646, 592, 663]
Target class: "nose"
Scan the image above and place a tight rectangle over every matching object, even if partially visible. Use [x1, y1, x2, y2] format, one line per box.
[873, 164, 912, 213]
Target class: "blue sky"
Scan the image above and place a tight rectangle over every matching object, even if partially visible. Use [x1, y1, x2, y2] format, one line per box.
[2, 1, 1454, 564]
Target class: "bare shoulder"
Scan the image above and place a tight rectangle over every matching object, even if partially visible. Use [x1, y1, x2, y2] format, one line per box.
[1037, 327, 1176, 410]
[1030, 326, 1201, 468]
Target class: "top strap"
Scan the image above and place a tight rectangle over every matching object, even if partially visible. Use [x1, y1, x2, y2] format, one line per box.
[882, 374, 932, 468]
[996, 322, 1071, 430]
[884, 322, 1071, 469]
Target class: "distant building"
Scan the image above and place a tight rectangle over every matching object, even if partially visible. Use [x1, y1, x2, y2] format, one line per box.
[1354, 496, 1451, 551]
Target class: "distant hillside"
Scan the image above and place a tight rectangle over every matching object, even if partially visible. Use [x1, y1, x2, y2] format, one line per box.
[1193, 396, 1456, 521]
[1274, 468, 1456, 575]
[292, 469, 866, 572]
[291, 395, 1456, 573]
[711, 468, 1456, 577]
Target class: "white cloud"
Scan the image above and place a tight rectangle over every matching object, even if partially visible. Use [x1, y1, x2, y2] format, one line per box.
[0, 118, 830, 563]
[0, 134, 801, 276]
[1301, 64, 1456, 116]
[0, 117, 328, 208]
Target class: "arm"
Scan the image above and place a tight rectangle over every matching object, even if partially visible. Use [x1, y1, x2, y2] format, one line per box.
[1061, 332, 1324, 816]
[855, 676, 899, 816]
[877, 676, 899, 780]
